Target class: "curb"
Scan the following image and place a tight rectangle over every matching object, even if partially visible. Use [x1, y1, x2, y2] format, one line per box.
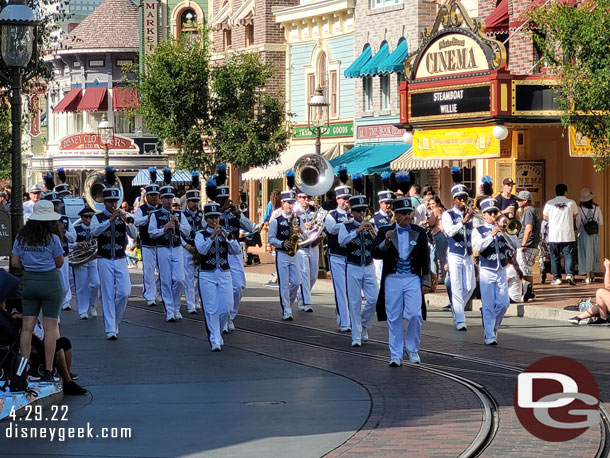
[0, 382, 64, 421]
[245, 272, 575, 323]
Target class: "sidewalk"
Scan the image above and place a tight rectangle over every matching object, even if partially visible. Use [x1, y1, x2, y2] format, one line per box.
[244, 247, 602, 322]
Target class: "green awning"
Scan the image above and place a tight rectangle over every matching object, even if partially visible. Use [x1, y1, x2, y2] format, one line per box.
[359, 42, 390, 77]
[330, 144, 409, 175]
[344, 45, 372, 78]
[378, 39, 408, 74]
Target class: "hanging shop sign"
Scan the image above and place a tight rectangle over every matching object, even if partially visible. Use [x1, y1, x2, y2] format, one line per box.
[516, 161, 545, 209]
[568, 126, 593, 157]
[405, 2, 506, 82]
[60, 133, 138, 151]
[409, 84, 490, 121]
[293, 122, 353, 140]
[143, 0, 158, 54]
[357, 123, 404, 141]
[412, 125, 500, 159]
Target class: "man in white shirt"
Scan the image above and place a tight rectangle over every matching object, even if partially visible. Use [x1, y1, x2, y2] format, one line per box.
[543, 184, 578, 285]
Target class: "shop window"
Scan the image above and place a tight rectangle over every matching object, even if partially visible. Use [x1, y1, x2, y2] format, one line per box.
[307, 73, 315, 121]
[329, 70, 337, 118]
[462, 166, 476, 195]
[180, 8, 198, 35]
[363, 77, 372, 112]
[245, 23, 254, 47]
[68, 112, 82, 135]
[223, 29, 232, 50]
[86, 112, 104, 132]
[380, 74, 390, 110]
[114, 112, 135, 134]
[317, 51, 327, 91]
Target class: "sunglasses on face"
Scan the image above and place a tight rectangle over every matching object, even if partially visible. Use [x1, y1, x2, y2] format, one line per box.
[488, 210, 499, 215]
[456, 196, 467, 201]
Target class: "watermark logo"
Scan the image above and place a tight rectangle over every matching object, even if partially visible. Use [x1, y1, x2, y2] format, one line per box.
[513, 356, 600, 441]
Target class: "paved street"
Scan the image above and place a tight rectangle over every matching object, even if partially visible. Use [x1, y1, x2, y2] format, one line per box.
[1, 268, 609, 457]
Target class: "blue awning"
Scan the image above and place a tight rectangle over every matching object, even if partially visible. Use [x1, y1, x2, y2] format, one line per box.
[359, 42, 390, 77]
[329, 144, 409, 175]
[378, 39, 408, 74]
[132, 169, 194, 186]
[344, 45, 372, 78]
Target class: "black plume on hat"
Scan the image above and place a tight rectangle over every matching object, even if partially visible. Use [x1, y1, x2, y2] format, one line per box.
[162, 167, 172, 185]
[149, 167, 157, 184]
[43, 173, 55, 191]
[286, 171, 295, 190]
[105, 166, 117, 186]
[389, 172, 398, 192]
[451, 166, 463, 184]
[352, 172, 364, 195]
[396, 171, 411, 195]
[192, 171, 200, 190]
[57, 168, 66, 184]
[338, 165, 349, 185]
[216, 164, 227, 186]
[206, 179, 218, 200]
[381, 171, 392, 191]
[482, 176, 493, 196]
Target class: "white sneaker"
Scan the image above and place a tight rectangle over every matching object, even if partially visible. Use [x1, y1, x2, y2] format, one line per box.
[566, 274, 576, 286]
[351, 340, 361, 347]
[89, 307, 97, 317]
[584, 276, 592, 285]
[339, 326, 351, 332]
[227, 320, 235, 331]
[550, 278, 562, 286]
[195, 304, 202, 310]
[106, 333, 118, 340]
[407, 352, 421, 364]
[146, 301, 156, 307]
[456, 323, 468, 331]
[211, 345, 222, 352]
[62, 303, 72, 311]
[389, 359, 401, 367]
[297, 302, 305, 311]
[166, 313, 176, 322]
[485, 338, 498, 345]
[302, 305, 313, 313]
[187, 308, 197, 314]
[79, 313, 88, 320]
[361, 329, 369, 342]
[174, 311, 183, 321]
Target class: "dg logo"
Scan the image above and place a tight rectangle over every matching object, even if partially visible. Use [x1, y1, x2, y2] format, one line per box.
[513, 356, 600, 441]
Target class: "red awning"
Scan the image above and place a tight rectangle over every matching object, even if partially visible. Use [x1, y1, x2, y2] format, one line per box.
[485, 0, 509, 33]
[113, 87, 139, 111]
[76, 87, 108, 111]
[53, 88, 82, 113]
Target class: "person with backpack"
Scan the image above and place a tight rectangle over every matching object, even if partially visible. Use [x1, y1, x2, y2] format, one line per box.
[576, 188, 603, 284]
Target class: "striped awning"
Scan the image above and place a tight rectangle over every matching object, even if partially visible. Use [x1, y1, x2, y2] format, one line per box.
[390, 147, 444, 171]
[132, 169, 194, 186]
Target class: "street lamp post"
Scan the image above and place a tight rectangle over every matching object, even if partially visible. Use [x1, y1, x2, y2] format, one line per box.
[98, 114, 114, 167]
[308, 87, 330, 156]
[0, 0, 39, 245]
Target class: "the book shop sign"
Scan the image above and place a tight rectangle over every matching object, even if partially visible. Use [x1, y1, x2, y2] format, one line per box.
[293, 122, 353, 140]
[60, 134, 138, 151]
[357, 124, 404, 141]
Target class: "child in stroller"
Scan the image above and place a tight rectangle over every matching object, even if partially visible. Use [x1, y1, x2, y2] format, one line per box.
[538, 220, 552, 284]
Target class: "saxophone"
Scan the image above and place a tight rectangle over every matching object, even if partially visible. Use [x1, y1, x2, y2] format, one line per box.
[287, 214, 301, 257]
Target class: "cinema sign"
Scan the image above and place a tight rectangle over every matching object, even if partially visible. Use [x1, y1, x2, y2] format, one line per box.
[417, 35, 489, 79]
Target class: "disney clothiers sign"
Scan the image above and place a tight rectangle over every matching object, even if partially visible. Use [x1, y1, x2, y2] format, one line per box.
[60, 134, 138, 151]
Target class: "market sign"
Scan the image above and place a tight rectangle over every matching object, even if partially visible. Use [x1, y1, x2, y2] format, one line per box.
[60, 133, 139, 151]
[409, 85, 490, 121]
[412, 125, 500, 159]
[293, 122, 353, 140]
[143, 0, 158, 54]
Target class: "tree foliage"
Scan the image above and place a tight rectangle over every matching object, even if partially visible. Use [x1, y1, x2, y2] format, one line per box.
[137, 28, 290, 172]
[0, 98, 10, 179]
[530, 0, 610, 171]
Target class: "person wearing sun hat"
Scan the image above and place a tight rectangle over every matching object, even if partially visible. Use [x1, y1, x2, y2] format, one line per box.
[576, 187, 603, 284]
[441, 167, 476, 332]
[72, 205, 101, 320]
[91, 167, 139, 340]
[323, 165, 353, 331]
[11, 200, 65, 382]
[195, 202, 242, 351]
[471, 198, 516, 345]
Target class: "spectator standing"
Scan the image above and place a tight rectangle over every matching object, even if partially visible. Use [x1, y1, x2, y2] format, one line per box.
[427, 196, 447, 283]
[408, 184, 424, 208]
[515, 191, 541, 299]
[543, 184, 578, 285]
[0, 191, 10, 211]
[576, 188, 603, 284]
[23, 184, 43, 221]
[495, 178, 518, 219]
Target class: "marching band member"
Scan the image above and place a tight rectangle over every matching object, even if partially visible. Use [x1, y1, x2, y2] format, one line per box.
[195, 202, 240, 351]
[72, 206, 100, 319]
[133, 168, 162, 306]
[441, 167, 476, 331]
[324, 165, 352, 331]
[54, 168, 75, 214]
[23, 184, 43, 222]
[471, 199, 516, 345]
[372, 196, 431, 366]
[214, 164, 256, 331]
[268, 188, 306, 320]
[148, 169, 191, 322]
[182, 172, 203, 314]
[338, 173, 378, 347]
[295, 189, 319, 313]
[373, 172, 396, 286]
[90, 167, 138, 340]
[43, 174, 76, 312]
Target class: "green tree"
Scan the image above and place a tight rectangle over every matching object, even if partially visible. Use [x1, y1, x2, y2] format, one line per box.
[530, 0, 610, 171]
[0, 97, 10, 179]
[137, 28, 290, 171]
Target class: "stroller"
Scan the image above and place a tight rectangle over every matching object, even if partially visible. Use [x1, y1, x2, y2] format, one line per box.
[538, 221, 552, 284]
[240, 225, 262, 266]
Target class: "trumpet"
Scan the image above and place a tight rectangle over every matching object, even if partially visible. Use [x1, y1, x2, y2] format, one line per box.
[113, 208, 134, 225]
[361, 209, 377, 237]
[215, 226, 235, 241]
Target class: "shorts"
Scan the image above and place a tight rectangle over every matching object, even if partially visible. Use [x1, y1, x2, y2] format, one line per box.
[22, 269, 63, 318]
[517, 247, 538, 277]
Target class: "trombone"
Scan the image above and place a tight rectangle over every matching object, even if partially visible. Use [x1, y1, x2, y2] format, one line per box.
[465, 199, 521, 250]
